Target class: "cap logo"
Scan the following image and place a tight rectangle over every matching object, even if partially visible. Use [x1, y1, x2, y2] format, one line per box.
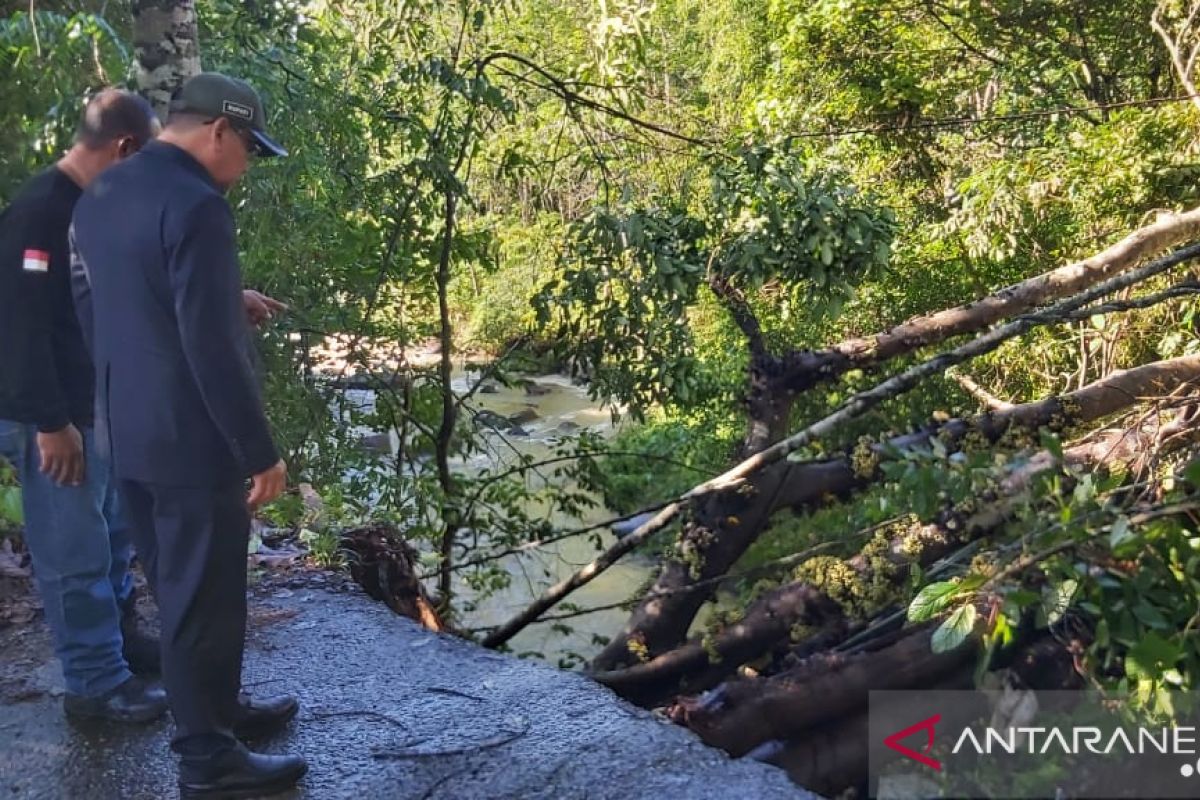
[222, 100, 254, 122]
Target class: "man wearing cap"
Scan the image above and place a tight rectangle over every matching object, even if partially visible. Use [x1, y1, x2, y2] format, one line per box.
[71, 73, 306, 798]
[0, 89, 168, 723]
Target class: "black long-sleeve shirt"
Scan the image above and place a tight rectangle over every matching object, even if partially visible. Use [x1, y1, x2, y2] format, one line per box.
[0, 167, 92, 432]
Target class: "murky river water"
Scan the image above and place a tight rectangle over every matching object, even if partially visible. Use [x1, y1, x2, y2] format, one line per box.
[448, 373, 654, 664]
[344, 371, 655, 664]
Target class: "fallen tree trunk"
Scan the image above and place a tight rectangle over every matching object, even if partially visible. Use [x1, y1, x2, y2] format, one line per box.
[768, 206, 1200, 396]
[489, 246, 1200, 653]
[757, 712, 871, 799]
[671, 616, 1092, 798]
[590, 502, 999, 703]
[741, 209, 1200, 479]
[677, 625, 1089, 761]
[592, 402, 1199, 699]
[588, 583, 846, 706]
[591, 353, 1200, 670]
[670, 625, 974, 757]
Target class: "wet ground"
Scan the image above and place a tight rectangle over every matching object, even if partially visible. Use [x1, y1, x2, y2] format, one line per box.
[0, 581, 817, 800]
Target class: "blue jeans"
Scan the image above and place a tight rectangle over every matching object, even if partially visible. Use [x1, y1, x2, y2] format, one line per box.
[0, 420, 133, 696]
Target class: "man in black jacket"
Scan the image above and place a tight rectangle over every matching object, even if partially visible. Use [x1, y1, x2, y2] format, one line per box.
[72, 73, 306, 799]
[0, 90, 167, 722]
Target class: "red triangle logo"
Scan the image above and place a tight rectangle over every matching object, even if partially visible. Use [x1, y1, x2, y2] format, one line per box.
[883, 713, 942, 771]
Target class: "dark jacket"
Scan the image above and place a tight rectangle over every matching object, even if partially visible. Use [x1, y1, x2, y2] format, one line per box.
[0, 167, 93, 431]
[71, 141, 278, 487]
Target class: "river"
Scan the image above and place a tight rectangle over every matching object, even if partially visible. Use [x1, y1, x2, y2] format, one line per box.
[447, 372, 654, 665]
[341, 369, 656, 665]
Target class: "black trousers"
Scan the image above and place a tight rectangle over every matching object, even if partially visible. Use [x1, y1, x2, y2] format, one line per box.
[119, 479, 249, 755]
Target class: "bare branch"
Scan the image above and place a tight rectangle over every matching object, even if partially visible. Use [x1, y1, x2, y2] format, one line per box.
[946, 368, 1014, 410]
[1152, 2, 1200, 114]
[696, 243, 1200, 498]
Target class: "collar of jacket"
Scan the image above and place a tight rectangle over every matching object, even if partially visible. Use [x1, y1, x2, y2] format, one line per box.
[140, 140, 220, 191]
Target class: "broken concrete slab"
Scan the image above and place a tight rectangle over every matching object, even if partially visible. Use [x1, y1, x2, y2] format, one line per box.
[0, 588, 818, 800]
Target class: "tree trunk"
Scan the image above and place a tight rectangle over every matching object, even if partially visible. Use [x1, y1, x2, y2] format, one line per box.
[591, 354, 1200, 671]
[743, 353, 796, 455]
[705, 275, 793, 456]
[131, 0, 202, 120]
[490, 243, 1200, 654]
[590, 474, 794, 670]
[435, 191, 459, 608]
[773, 206, 1200, 394]
[672, 628, 1086, 797]
[672, 625, 973, 757]
[592, 400, 1200, 699]
[591, 581, 846, 706]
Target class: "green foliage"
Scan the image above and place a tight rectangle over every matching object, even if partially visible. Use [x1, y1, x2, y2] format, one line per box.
[5, 0, 643, 616]
[894, 446, 1200, 698]
[932, 604, 978, 653]
[0, 460, 20, 530]
[536, 142, 895, 414]
[708, 144, 896, 296]
[908, 580, 963, 623]
[298, 526, 343, 568]
[597, 403, 736, 512]
[0, 9, 129, 199]
[8, 0, 1200, 690]
[452, 213, 566, 350]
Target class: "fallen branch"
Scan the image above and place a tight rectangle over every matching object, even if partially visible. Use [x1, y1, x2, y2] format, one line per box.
[697, 632, 1081, 796]
[591, 351, 1200, 670]
[488, 244, 1200, 650]
[480, 502, 681, 648]
[592, 402, 1200, 699]
[525, 540, 848, 626]
[668, 625, 972, 757]
[440, 499, 678, 578]
[696, 244, 1200, 497]
[947, 368, 1013, 410]
[591, 583, 846, 706]
[771, 208, 1200, 395]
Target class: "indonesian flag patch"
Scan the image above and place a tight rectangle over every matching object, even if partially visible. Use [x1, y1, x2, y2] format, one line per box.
[22, 249, 49, 273]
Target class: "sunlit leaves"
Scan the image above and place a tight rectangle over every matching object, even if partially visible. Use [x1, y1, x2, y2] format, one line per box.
[932, 604, 978, 653]
[536, 141, 894, 414]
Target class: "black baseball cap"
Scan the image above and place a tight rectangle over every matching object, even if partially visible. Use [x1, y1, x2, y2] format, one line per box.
[169, 72, 287, 158]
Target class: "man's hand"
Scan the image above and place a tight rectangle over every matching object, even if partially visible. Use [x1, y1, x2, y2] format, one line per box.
[248, 459, 287, 509]
[36, 424, 85, 486]
[242, 290, 288, 328]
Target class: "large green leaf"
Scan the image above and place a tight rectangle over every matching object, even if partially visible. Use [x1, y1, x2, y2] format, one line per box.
[908, 581, 961, 622]
[932, 605, 978, 654]
[1042, 578, 1079, 626]
[1126, 632, 1182, 680]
